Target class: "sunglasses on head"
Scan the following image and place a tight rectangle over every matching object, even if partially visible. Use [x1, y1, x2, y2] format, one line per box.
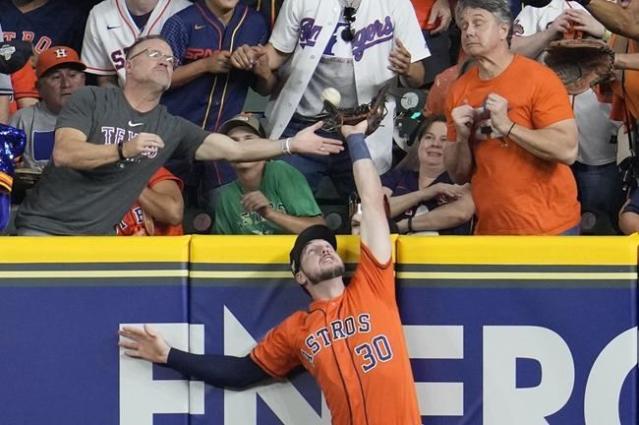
[341, 6, 356, 42]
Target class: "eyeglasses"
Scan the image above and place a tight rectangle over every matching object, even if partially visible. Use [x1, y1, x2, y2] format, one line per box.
[341, 7, 356, 42]
[128, 48, 179, 68]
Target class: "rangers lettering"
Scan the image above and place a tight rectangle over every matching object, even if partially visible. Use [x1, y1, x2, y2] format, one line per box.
[299, 18, 322, 48]
[352, 16, 394, 61]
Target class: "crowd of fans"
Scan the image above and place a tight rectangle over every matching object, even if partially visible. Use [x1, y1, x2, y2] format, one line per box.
[1, 0, 639, 236]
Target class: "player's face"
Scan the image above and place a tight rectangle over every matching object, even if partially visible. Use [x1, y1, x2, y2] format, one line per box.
[299, 239, 345, 285]
[458, 8, 509, 57]
[39, 67, 86, 114]
[417, 121, 447, 168]
[227, 126, 262, 170]
[126, 39, 175, 90]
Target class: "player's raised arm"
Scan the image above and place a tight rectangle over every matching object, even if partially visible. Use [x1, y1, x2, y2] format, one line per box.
[340, 121, 391, 264]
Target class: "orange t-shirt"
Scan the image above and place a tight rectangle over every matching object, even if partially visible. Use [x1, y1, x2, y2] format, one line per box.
[9, 62, 38, 115]
[251, 244, 420, 425]
[410, 0, 436, 29]
[445, 55, 580, 235]
[116, 167, 184, 236]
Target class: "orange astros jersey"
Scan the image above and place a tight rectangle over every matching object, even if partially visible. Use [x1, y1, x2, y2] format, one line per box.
[251, 244, 420, 425]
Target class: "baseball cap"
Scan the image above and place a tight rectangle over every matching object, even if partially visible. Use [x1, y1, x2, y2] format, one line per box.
[219, 114, 266, 138]
[289, 224, 337, 275]
[0, 40, 32, 75]
[36, 46, 86, 78]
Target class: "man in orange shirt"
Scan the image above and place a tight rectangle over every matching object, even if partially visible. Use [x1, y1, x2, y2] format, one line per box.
[119, 118, 422, 425]
[444, 0, 581, 234]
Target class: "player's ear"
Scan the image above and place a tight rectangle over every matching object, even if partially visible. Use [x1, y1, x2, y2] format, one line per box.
[294, 270, 307, 286]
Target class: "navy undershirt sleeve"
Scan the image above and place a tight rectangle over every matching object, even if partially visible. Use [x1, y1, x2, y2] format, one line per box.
[165, 348, 270, 389]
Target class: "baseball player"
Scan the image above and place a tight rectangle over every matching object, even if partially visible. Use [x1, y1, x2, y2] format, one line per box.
[119, 118, 422, 425]
[81, 0, 190, 86]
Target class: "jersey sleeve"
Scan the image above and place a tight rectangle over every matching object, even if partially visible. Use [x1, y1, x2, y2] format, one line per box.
[161, 14, 190, 63]
[81, 8, 116, 76]
[513, 6, 540, 36]
[148, 166, 184, 191]
[269, 0, 303, 54]
[55, 87, 97, 136]
[348, 243, 396, 303]
[444, 85, 458, 142]
[11, 63, 38, 100]
[391, 0, 430, 62]
[250, 313, 302, 378]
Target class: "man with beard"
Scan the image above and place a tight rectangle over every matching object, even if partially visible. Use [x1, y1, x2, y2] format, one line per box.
[119, 119, 422, 425]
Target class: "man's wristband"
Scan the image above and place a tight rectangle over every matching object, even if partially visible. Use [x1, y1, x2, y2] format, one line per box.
[280, 138, 292, 155]
[346, 133, 371, 162]
[407, 216, 414, 234]
[117, 142, 126, 161]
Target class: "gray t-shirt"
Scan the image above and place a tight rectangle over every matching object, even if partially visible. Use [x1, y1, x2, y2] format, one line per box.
[15, 86, 209, 235]
[10, 102, 57, 172]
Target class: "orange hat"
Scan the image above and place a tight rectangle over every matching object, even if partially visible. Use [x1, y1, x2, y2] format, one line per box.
[36, 46, 86, 78]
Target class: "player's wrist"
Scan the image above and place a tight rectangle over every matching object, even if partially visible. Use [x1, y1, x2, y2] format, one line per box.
[346, 133, 371, 163]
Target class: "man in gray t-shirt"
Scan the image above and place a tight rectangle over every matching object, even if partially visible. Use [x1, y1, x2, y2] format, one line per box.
[15, 35, 342, 235]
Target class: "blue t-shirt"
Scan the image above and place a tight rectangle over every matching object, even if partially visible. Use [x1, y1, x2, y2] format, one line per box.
[0, 0, 85, 53]
[381, 168, 472, 235]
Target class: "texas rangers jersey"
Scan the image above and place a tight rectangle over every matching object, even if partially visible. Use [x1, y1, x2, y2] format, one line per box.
[0, 0, 85, 53]
[160, 0, 269, 131]
[251, 244, 421, 425]
[81, 0, 190, 85]
[264, 0, 429, 174]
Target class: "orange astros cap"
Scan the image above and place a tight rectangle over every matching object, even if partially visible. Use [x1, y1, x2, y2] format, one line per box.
[36, 46, 86, 78]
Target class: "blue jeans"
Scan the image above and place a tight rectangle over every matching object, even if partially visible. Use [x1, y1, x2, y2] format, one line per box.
[571, 161, 624, 233]
[281, 117, 355, 199]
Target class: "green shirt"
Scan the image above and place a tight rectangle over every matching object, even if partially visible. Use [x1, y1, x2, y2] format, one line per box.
[213, 160, 322, 235]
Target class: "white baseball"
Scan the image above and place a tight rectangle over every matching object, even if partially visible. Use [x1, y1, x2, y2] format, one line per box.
[321, 87, 342, 107]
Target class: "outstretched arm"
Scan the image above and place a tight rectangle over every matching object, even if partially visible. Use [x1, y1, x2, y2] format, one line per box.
[585, 0, 639, 41]
[194, 121, 343, 162]
[341, 121, 391, 264]
[119, 325, 269, 389]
